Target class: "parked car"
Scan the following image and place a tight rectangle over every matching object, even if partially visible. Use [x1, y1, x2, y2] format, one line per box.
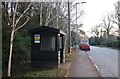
[79, 43, 90, 51]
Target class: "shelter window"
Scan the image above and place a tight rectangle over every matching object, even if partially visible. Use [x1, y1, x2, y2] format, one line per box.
[41, 36, 55, 51]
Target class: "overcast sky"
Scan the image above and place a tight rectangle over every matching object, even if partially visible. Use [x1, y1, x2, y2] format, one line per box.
[76, 0, 118, 37]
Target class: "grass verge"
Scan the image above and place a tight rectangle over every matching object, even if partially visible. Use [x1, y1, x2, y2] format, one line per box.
[65, 49, 77, 62]
[8, 49, 77, 77]
[13, 68, 67, 77]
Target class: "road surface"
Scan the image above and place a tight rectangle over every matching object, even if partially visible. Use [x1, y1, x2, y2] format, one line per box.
[86, 46, 118, 77]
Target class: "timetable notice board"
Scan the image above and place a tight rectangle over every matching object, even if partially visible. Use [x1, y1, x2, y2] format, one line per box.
[34, 34, 40, 43]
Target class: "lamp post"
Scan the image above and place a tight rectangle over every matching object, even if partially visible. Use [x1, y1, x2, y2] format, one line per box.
[75, 3, 79, 47]
[75, 2, 86, 48]
[118, 1, 120, 47]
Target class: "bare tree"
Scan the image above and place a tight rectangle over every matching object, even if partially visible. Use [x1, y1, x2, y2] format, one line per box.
[32, 2, 83, 48]
[8, 2, 32, 77]
[91, 24, 102, 37]
[71, 23, 83, 31]
[102, 14, 114, 38]
[114, 1, 120, 38]
[113, 2, 119, 26]
[37, 2, 68, 28]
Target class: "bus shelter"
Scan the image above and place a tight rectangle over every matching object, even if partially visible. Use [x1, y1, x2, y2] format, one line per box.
[29, 26, 66, 68]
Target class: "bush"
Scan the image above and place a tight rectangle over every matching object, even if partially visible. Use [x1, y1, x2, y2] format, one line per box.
[107, 40, 119, 47]
[12, 32, 31, 66]
[112, 41, 118, 47]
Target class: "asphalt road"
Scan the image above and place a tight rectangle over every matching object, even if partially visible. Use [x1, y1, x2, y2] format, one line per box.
[86, 46, 118, 77]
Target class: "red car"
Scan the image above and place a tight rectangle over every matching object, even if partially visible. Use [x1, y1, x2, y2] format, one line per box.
[79, 43, 90, 51]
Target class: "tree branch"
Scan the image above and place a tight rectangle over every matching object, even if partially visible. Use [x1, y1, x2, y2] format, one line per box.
[12, 2, 18, 28]
[45, 3, 56, 26]
[45, 14, 58, 26]
[15, 3, 32, 27]
[14, 18, 30, 32]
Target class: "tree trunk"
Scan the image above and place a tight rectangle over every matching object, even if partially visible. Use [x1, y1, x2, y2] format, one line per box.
[8, 28, 14, 77]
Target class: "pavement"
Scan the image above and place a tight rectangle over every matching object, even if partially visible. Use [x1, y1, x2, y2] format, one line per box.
[60, 48, 100, 77]
[59, 62, 71, 70]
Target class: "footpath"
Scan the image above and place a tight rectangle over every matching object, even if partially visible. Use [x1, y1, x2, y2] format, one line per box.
[60, 49, 100, 77]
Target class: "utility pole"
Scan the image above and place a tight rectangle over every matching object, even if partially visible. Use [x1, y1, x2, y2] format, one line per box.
[67, 1, 86, 54]
[68, 1, 71, 54]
